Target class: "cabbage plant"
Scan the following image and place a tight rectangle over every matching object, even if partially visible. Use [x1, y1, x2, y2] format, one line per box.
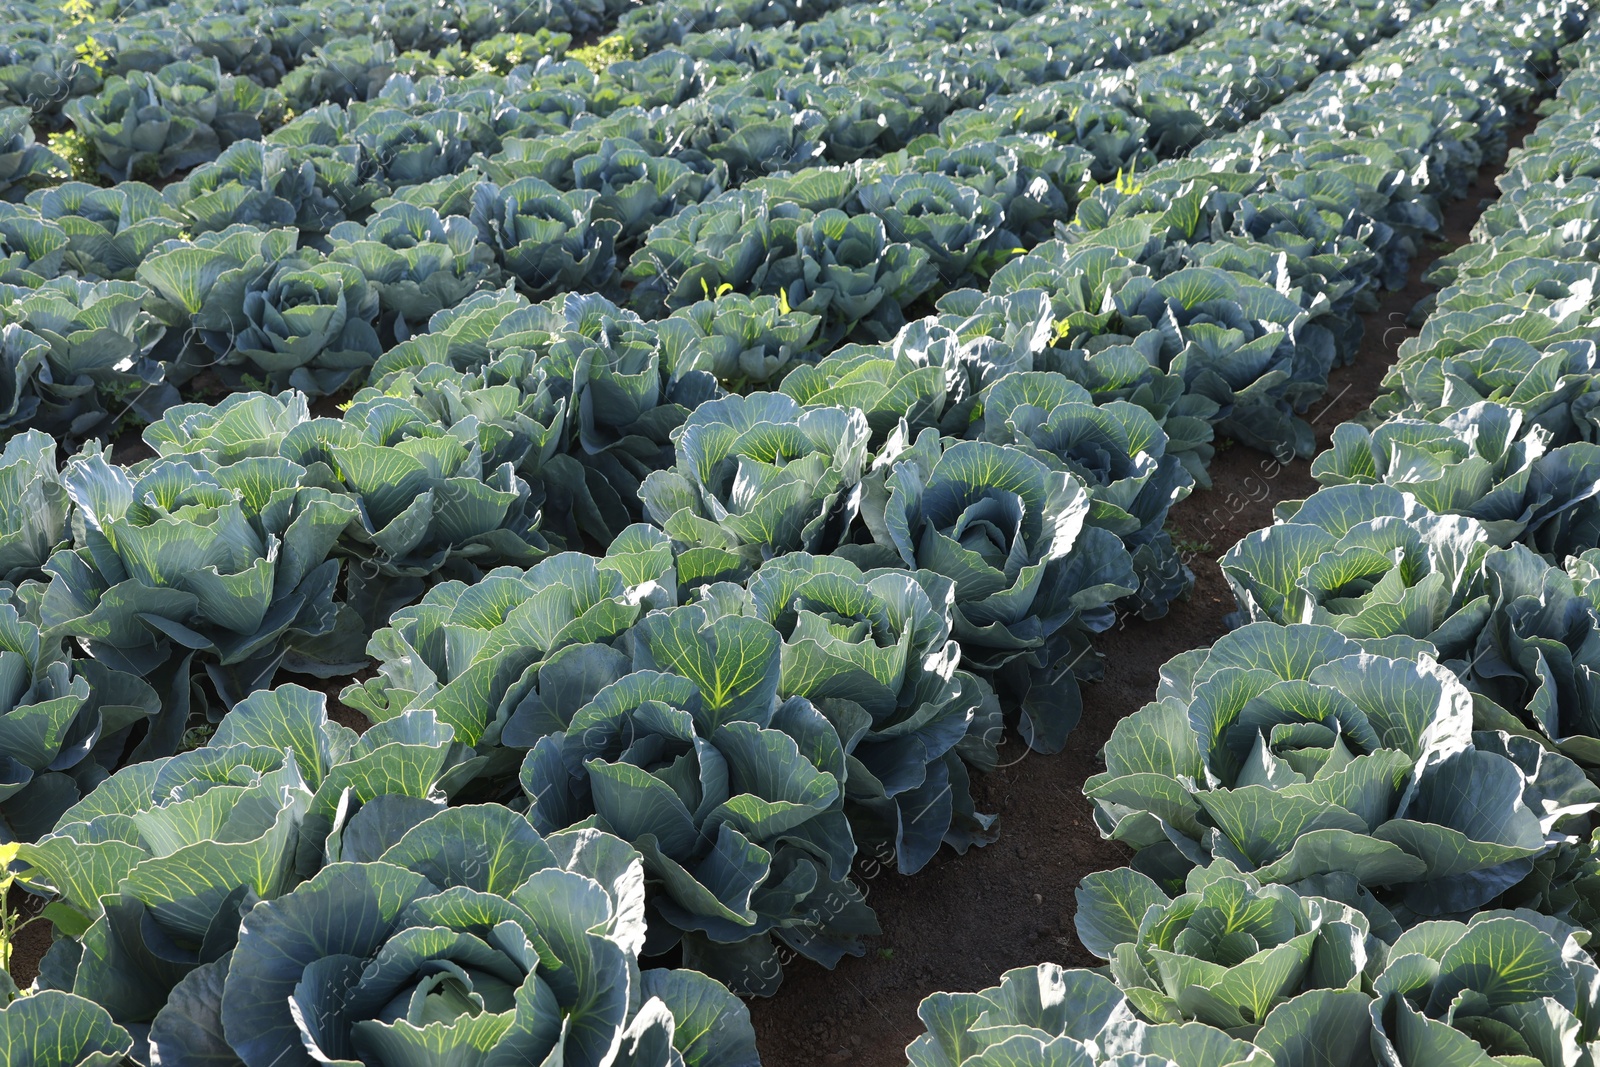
[24, 182, 183, 283]
[363, 292, 707, 552]
[572, 136, 723, 245]
[1075, 860, 1388, 1034]
[776, 291, 1046, 450]
[600, 49, 704, 110]
[987, 240, 1219, 484]
[365, 285, 530, 377]
[140, 388, 310, 468]
[0, 203, 67, 286]
[0, 106, 65, 200]
[146, 384, 555, 605]
[40, 449, 357, 742]
[327, 202, 502, 344]
[133, 802, 762, 1067]
[1223, 484, 1492, 645]
[68, 59, 280, 182]
[0, 324, 49, 435]
[0, 430, 67, 584]
[851, 172, 1007, 285]
[515, 292, 721, 543]
[0, 39, 102, 124]
[863, 432, 1137, 753]
[225, 257, 384, 397]
[151, 58, 284, 143]
[353, 107, 476, 186]
[278, 37, 398, 112]
[907, 963, 1287, 1067]
[135, 226, 303, 385]
[638, 393, 869, 584]
[87, 25, 194, 80]
[0, 991, 133, 1067]
[908, 923, 1600, 1067]
[1311, 405, 1600, 559]
[279, 393, 549, 618]
[1112, 268, 1335, 462]
[1362, 912, 1600, 1066]
[1087, 622, 1600, 923]
[788, 208, 938, 345]
[660, 93, 826, 185]
[787, 78, 921, 163]
[978, 370, 1195, 618]
[1063, 873, 1596, 1064]
[137, 227, 302, 325]
[743, 553, 1001, 873]
[1373, 334, 1600, 445]
[17, 684, 454, 1030]
[161, 140, 360, 236]
[623, 189, 804, 317]
[1462, 546, 1600, 774]
[520, 599, 875, 996]
[470, 176, 620, 299]
[0, 277, 169, 440]
[1227, 483, 1600, 778]
[342, 537, 677, 789]
[184, 12, 285, 83]
[778, 336, 955, 446]
[0, 593, 158, 842]
[369, 352, 605, 539]
[906, 136, 1092, 245]
[666, 293, 821, 391]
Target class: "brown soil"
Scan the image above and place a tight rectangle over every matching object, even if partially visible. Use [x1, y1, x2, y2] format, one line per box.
[4, 887, 53, 991]
[744, 128, 1528, 1067]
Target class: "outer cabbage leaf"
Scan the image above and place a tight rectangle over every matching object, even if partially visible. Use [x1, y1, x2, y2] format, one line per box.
[0, 990, 132, 1067]
[41, 448, 356, 740]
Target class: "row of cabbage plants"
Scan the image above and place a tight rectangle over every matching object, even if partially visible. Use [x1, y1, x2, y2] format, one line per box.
[0, 0, 1569, 970]
[0, 0, 1325, 844]
[897, 17, 1600, 1067]
[13, 0, 1205, 190]
[0, 1, 1591, 1066]
[1228, 36, 1600, 797]
[9, 540, 996, 1013]
[0, 0, 868, 126]
[0, 0, 1432, 440]
[5, 684, 767, 1066]
[42, 0, 1209, 184]
[0, 0, 1227, 437]
[0, 0, 1223, 189]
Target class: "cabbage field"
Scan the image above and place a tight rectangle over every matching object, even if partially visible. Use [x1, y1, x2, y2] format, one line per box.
[0, 0, 1596, 1060]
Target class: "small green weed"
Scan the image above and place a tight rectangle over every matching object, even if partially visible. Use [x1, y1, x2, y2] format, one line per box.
[570, 35, 636, 73]
[48, 128, 101, 183]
